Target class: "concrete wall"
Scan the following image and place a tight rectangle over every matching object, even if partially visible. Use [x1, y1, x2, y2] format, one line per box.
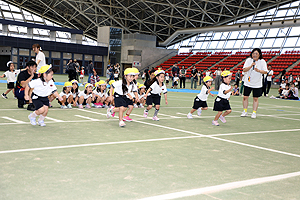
[121, 33, 178, 71]
[0, 47, 11, 55]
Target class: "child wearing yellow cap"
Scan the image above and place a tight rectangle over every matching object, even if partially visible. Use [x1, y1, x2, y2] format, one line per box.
[212, 71, 233, 126]
[144, 70, 168, 121]
[26, 65, 63, 126]
[138, 84, 146, 108]
[93, 81, 109, 108]
[187, 76, 214, 119]
[58, 82, 73, 109]
[78, 83, 94, 109]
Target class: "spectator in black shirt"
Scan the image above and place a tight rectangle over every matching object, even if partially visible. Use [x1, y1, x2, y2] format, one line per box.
[190, 65, 198, 89]
[15, 60, 38, 109]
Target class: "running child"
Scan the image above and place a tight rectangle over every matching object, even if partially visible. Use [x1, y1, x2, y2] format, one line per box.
[212, 71, 233, 126]
[58, 81, 73, 109]
[187, 76, 214, 119]
[26, 65, 63, 126]
[107, 68, 135, 127]
[144, 69, 168, 121]
[123, 67, 139, 121]
[1, 61, 21, 99]
[78, 83, 94, 109]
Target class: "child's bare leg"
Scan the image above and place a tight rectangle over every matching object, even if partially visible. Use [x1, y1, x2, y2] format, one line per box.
[78, 96, 84, 104]
[60, 96, 67, 106]
[4, 88, 13, 95]
[190, 108, 197, 114]
[86, 97, 92, 104]
[202, 107, 208, 110]
[67, 96, 73, 104]
[119, 106, 125, 121]
[214, 111, 223, 121]
[222, 109, 232, 117]
[126, 105, 133, 116]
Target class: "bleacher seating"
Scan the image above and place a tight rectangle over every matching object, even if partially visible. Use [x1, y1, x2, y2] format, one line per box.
[194, 52, 231, 72]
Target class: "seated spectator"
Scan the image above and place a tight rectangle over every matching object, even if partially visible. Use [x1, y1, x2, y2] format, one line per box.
[288, 83, 299, 100]
[280, 84, 290, 99]
[173, 76, 179, 89]
[90, 70, 100, 86]
[15, 61, 38, 110]
[231, 84, 240, 96]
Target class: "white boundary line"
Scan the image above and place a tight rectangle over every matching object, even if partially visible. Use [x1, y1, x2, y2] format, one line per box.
[45, 116, 64, 122]
[139, 171, 300, 200]
[74, 115, 99, 121]
[1, 116, 25, 123]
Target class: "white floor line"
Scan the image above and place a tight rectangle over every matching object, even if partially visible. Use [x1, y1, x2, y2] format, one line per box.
[1, 116, 25, 123]
[74, 115, 99, 121]
[139, 171, 300, 200]
[0, 119, 117, 126]
[158, 113, 181, 118]
[0, 135, 203, 154]
[45, 116, 64, 122]
[176, 112, 241, 119]
[1, 128, 300, 155]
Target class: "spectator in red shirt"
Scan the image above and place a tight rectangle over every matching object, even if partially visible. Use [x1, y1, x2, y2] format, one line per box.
[90, 70, 100, 86]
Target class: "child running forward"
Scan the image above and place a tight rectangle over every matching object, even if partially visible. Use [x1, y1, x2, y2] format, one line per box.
[212, 71, 233, 126]
[144, 69, 168, 121]
[0, 61, 21, 99]
[26, 65, 63, 126]
[187, 76, 214, 119]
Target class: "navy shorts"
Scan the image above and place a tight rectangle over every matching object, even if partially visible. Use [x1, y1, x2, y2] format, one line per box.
[32, 96, 49, 110]
[114, 93, 129, 107]
[146, 94, 161, 106]
[243, 86, 262, 97]
[192, 97, 208, 109]
[15, 88, 25, 100]
[7, 82, 14, 89]
[213, 97, 231, 111]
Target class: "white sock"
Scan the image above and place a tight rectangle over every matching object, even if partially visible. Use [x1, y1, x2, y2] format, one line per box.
[38, 115, 45, 122]
[30, 111, 38, 118]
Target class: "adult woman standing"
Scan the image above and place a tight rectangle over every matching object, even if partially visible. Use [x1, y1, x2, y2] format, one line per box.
[213, 67, 222, 90]
[241, 48, 267, 119]
[32, 44, 46, 72]
[179, 66, 186, 88]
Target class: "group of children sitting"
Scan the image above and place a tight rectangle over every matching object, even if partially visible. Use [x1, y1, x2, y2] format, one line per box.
[52, 79, 147, 110]
[276, 80, 299, 100]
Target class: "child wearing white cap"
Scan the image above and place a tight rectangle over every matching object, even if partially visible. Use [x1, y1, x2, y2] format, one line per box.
[0, 61, 21, 99]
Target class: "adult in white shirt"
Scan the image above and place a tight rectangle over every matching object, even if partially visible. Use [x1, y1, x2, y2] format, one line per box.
[32, 43, 46, 72]
[265, 65, 273, 96]
[214, 67, 222, 90]
[241, 48, 267, 119]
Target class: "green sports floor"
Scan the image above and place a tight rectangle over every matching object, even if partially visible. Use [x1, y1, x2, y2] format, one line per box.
[1, 74, 300, 200]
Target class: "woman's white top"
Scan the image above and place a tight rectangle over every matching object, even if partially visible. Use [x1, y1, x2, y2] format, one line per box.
[28, 79, 57, 98]
[243, 58, 267, 88]
[36, 51, 46, 72]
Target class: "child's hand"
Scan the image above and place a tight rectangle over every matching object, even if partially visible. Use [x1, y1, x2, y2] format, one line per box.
[211, 86, 215, 90]
[24, 94, 29, 101]
[210, 94, 214, 97]
[165, 100, 168, 105]
[58, 96, 63, 102]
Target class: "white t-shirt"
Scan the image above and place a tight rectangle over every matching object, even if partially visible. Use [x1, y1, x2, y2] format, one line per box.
[28, 79, 57, 98]
[280, 83, 286, 88]
[174, 77, 179, 82]
[36, 51, 46, 72]
[197, 85, 209, 101]
[149, 81, 167, 96]
[206, 71, 211, 76]
[243, 58, 267, 88]
[72, 90, 80, 98]
[4, 70, 21, 83]
[59, 91, 71, 98]
[111, 80, 134, 95]
[282, 89, 289, 96]
[165, 75, 169, 81]
[93, 90, 108, 98]
[266, 70, 273, 82]
[78, 90, 93, 99]
[138, 92, 146, 100]
[292, 87, 298, 97]
[218, 83, 231, 99]
[214, 70, 221, 76]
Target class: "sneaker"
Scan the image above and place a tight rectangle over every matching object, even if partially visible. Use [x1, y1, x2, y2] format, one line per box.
[107, 107, 112, 118]
[187, 113, 193, 119]
[123, 116, 133, 122]
[78, 104, 84, 109]
[266, 94, 269, 97]
[28, 114, 37, 125]
[219, 115, 226, 123]
[95, 104, 102, 108]
[91, 103, 95, 107]
[49, 103, 53, 108]
[139, 105, 144, 108]
[119, 121, 126, 127]
[152, 116, 159, 121]
[197, 108, 202, 116]
[143, 110, 148, 118]
[27, 103, 35, 111]
[251, 112, 257, 119]
[241, 110, 248, 117]
[85, 104, 91, 109]
[212, 120, 219, 126]
[61, 105, 67, 109]
[102, 105, 108, 108]
[38, 120, 46, 127]
[67, 104, 72, 109]
[14, 96, 17, 99]
[133, 104, 138, 108]
[1, 93, 7, 99]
